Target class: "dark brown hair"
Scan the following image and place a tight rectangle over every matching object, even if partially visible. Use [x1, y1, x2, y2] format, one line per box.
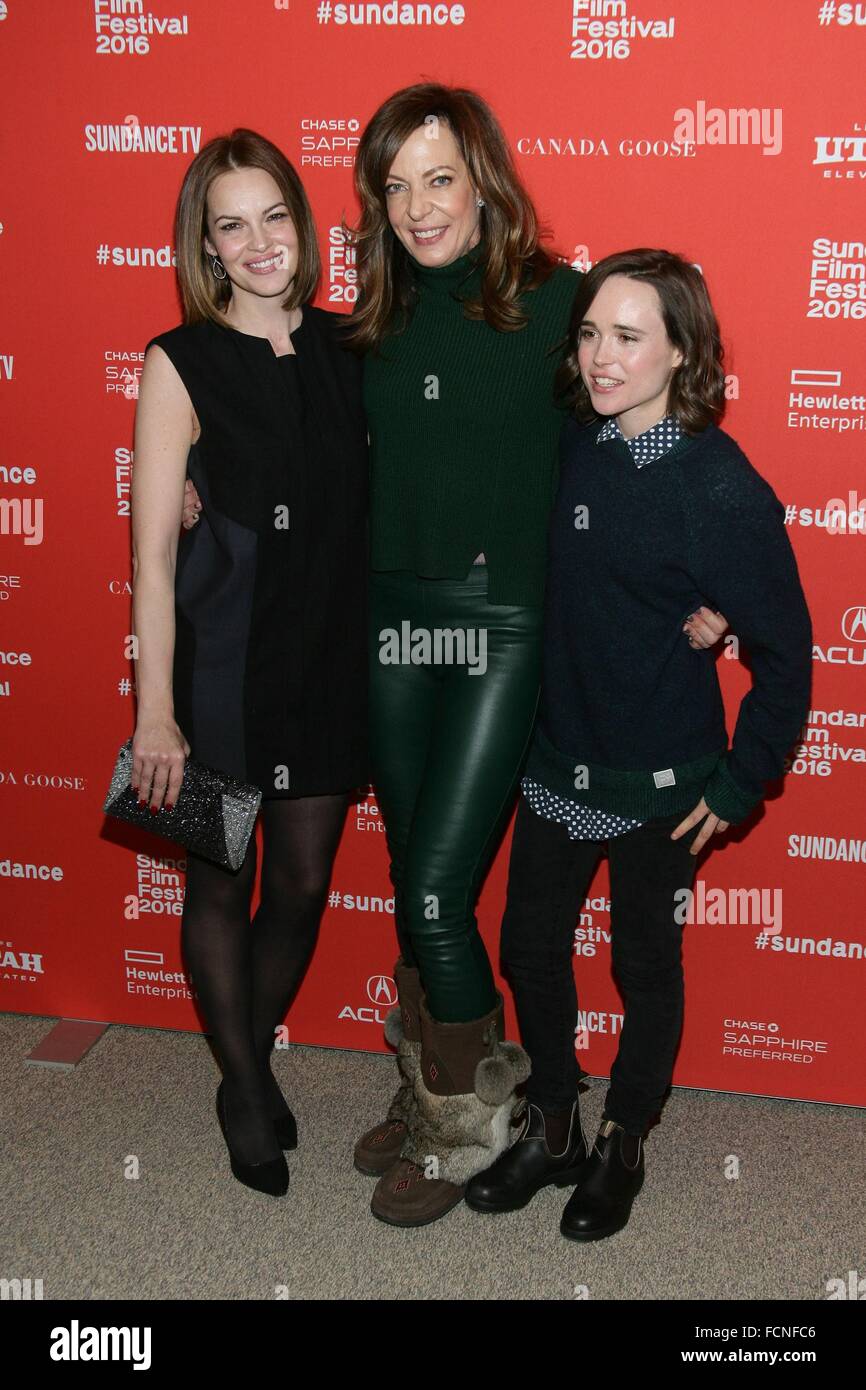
[173, 127, 320, 325]
[340, 83, 561, 351]
[554, 249, 726, 432]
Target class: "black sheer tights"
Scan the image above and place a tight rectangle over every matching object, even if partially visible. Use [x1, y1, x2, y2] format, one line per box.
[181, 793, 349, 1164]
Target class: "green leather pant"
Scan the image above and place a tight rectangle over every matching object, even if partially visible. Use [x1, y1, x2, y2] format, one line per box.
[369, 566, 543, 1022]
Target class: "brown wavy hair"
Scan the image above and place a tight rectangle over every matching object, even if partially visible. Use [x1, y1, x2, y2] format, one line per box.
[173, 127, 320, 326]
[340, 83, 561, 352]
[554, 249, 726, 432]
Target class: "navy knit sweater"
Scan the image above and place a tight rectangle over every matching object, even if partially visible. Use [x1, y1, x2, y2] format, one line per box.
[524, 418, 813, 825]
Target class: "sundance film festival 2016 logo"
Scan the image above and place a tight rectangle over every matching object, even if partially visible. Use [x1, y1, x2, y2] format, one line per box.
[571, 1, 676, 61]
[124, 853, 186, 920]
[93, 1, 190, 58]
[786, 705, 866, 781]
[328, 226, 357, 306]
[115, 450, 133, 517]
[808, 237, 866, 320]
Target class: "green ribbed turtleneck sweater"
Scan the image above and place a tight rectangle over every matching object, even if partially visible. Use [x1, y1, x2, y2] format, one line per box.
[362, 240, 582, 605]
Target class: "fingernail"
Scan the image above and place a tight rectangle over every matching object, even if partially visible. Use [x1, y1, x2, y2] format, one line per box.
[149, 805, 158, 816]
[138, 798, 147, 808]
[165, 802, 174, 812]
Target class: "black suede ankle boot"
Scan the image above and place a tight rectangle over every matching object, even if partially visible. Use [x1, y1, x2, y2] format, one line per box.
[559, 1117, 644, 1241]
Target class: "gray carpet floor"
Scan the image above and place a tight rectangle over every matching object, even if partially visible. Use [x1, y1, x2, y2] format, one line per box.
[2, 1011, 861, 1301]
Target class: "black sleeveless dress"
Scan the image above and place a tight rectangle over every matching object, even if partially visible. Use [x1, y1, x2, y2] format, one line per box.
[144, 306, 369, 798]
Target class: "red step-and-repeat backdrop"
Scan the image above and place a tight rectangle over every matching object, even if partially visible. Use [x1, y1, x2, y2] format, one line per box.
[1, 0, 864, 1106]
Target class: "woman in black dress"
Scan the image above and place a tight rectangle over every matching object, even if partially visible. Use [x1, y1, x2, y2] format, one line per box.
[131, 128, 368, 1196]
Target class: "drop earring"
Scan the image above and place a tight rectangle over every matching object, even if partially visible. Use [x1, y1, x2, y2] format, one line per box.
[210, 253, 227, 280]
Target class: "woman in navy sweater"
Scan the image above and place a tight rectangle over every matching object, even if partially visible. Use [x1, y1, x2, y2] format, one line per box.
[464, 248, 812, 1240]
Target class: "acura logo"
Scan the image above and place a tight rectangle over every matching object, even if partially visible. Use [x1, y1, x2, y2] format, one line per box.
[366, 974, 397, 1006]
[841, 606, 866, 643]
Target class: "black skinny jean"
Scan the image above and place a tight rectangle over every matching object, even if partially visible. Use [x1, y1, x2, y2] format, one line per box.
[500, 795, 703, 1135]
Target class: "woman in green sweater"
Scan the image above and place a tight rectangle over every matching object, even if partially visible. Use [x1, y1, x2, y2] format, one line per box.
[341, 84, 583, 1227]
[342, 85, 723, 1228]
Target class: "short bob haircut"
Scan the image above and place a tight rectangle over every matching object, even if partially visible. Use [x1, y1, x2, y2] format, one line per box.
[554, 249, 726, 433]
[173, 127, 320, 326]
[341, 82, 561, 352]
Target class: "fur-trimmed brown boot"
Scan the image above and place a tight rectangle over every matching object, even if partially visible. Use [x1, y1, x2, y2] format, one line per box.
[353, 959, 422, 1175]
[370, 993, 531, 1227]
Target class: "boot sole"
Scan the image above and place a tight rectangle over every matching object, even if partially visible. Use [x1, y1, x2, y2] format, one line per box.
[465, 1164, 587, 1214]
[559, 1173, 644, 1241]
[370, 1188, 466, 1228]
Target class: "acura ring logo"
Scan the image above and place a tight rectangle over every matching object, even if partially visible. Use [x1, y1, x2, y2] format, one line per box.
[841, 606, 866, 643]
[366, 974, 397, 1006]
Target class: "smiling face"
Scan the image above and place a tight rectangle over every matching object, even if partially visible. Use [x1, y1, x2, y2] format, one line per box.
[577, 274, 684, 439]
[383, 120, 482, 267]
[203, 166, 298, 301]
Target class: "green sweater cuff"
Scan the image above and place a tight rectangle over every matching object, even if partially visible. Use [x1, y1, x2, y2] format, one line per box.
[702, 758, 760, 825]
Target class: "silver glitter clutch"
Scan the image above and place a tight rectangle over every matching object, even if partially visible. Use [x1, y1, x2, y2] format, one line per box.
[103, 737, 262, 871]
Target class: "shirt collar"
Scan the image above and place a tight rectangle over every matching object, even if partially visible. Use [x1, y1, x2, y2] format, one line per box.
[596, 414, 684, 468]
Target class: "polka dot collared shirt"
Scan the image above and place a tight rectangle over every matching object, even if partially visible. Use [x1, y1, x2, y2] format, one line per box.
[521, 413, 684, 841]
[521, 778, 643, 841]
[596, 411, 684, 466]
